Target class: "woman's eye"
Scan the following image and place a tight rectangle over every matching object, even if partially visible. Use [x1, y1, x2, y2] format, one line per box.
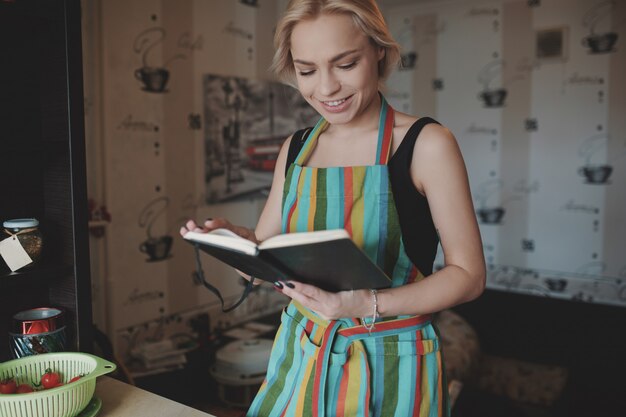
[338, 62, 357, 70]
[298, 69, 315, 76]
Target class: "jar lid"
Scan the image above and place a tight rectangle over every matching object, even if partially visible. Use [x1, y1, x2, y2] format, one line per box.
[12, 307, 65, 334]
[3, 218, 39, 229]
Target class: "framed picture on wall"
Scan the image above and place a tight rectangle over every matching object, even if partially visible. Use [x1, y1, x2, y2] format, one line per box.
[535, 26, 569, 62]
[202, 74, 318, 204]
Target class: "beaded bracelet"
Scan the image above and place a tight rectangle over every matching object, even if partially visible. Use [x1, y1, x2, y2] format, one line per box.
[362, 289, 379, 333]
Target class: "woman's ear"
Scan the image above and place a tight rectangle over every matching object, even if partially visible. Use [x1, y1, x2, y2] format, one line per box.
[378, 46, 386, 61]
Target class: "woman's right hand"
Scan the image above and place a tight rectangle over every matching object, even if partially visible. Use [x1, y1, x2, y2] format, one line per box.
[179, 217, 259, 243]
[180, 217, 262, 285]
[179, 219, 207, 236]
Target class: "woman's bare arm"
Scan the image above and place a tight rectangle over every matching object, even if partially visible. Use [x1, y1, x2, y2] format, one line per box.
[376, 123, 486, 316]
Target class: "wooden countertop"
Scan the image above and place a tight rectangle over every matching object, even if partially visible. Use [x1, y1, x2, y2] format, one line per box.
[95, 376, 215, 417]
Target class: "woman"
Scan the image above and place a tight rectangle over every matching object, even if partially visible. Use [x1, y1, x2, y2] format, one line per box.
[182, 1, 485, 416]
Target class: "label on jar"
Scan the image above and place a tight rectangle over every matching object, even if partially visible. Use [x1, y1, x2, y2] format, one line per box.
[0, 236, 33, 271]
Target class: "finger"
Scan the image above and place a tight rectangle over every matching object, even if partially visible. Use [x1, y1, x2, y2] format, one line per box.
[233, 225, 254, 240]
[206, 217, 231, 229]
[287, 292, 332, 320]
[284, 282, 346, 320]
[280, 287, 316, 308]
[210, 218, 256, 242]
[186, 219, 198, 231]
[285, 281, 324, 299]
[179, 226, 188, 236]
[280, 282, 319, 308]
[205, 218, 244, 236]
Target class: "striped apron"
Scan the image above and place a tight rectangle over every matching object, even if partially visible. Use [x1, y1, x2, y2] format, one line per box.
[247, 96, 449, 417]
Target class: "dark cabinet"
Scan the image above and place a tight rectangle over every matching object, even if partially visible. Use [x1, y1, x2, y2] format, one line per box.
[0, 0, 92, 361]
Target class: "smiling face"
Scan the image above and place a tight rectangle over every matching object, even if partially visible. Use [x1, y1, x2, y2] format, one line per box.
[290, 13, 384, 127]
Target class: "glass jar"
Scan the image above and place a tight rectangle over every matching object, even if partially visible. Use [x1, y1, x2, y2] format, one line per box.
[3, 218, 43, 264]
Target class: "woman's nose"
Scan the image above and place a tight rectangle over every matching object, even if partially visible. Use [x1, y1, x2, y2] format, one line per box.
[318, 70, 340, 97]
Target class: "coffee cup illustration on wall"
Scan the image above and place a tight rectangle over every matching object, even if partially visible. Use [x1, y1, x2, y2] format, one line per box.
[582, 32, 618, 54]
[477, 60, 507, 107]
[140, 235, 173, 262]
[400, 52, 417, 70]
[133, 27, 186, 93]
[477, 207, 505, 224]
[479, 88, 508, 108]
[135, 66, 170, 93]
[578, 164, 613, 184]
[138, 196, 174, 262]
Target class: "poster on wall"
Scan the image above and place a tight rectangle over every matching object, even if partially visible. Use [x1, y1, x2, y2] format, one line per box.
[203, 74, 318, 203]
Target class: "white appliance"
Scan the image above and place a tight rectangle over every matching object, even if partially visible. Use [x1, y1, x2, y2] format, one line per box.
[210, 338, 273, 407]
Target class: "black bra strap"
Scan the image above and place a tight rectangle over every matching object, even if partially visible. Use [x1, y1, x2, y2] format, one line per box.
[388, 117, 441, 165]
[193, 243, 255, 312]
[285, 127, 312, 177]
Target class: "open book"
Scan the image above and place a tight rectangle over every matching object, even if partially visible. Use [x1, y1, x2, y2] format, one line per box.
[183, 228, 391, 292]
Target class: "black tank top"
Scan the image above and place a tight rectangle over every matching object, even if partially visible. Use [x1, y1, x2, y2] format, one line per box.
[285, 117, 440, 277]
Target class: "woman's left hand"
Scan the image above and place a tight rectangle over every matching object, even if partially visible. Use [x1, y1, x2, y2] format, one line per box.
[277, 281, 369, 320]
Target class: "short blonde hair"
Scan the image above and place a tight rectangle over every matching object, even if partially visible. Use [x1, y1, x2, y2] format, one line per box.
[271, 0, 401, 87]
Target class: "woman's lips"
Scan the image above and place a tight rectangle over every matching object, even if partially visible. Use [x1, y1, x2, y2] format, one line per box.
[318, 95, 354, 113]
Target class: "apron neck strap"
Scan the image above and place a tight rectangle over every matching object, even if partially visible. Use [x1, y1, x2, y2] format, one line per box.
[374, 95, 395, 165]
[294, 117, 328, 166]
[294, 93, 395, 166]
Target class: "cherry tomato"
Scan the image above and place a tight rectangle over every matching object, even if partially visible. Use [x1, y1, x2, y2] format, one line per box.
[16, 384, 34, 394]
[41, 369, 62, 390]
[0, 378, 17, 394]
[68, 375, 83, 383]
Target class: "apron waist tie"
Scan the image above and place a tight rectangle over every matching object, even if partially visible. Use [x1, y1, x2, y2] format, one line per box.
[294, 303, 434, 417]
[312, 320, 343, 417]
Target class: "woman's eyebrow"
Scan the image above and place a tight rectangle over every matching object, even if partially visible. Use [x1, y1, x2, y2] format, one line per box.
[293, 49, 361, 66]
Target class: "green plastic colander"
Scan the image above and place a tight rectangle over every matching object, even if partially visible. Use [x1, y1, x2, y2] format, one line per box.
[0, 352, 116, 417]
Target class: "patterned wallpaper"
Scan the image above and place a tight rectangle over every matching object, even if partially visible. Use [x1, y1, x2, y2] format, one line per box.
[384, 0, 626, 306]
[90, 0, 286, 339]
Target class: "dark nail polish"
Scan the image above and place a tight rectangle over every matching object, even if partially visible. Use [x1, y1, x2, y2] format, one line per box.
[285, 281, 295, 289]
[205, 217, 213, 221]
[274, 281, 283, 289]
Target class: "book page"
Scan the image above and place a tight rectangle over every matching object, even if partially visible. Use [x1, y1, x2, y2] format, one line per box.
[183, 229, 258, 255]
[259, 229, 350, 250]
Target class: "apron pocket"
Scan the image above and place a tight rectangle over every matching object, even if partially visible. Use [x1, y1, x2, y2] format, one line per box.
[366, 337, 440, 356]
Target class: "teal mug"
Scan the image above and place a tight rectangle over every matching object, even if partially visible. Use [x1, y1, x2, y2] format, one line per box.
[9, 308, 66, 358]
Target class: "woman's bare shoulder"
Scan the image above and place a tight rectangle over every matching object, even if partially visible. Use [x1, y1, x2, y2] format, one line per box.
[392, 111, 452, 150]
[413, 121, 464, 186]
[393, 111, 449, 134]
[391, 111, 417, 152]
[414, 121, 457, 152]
[393, 111, 418, 132]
